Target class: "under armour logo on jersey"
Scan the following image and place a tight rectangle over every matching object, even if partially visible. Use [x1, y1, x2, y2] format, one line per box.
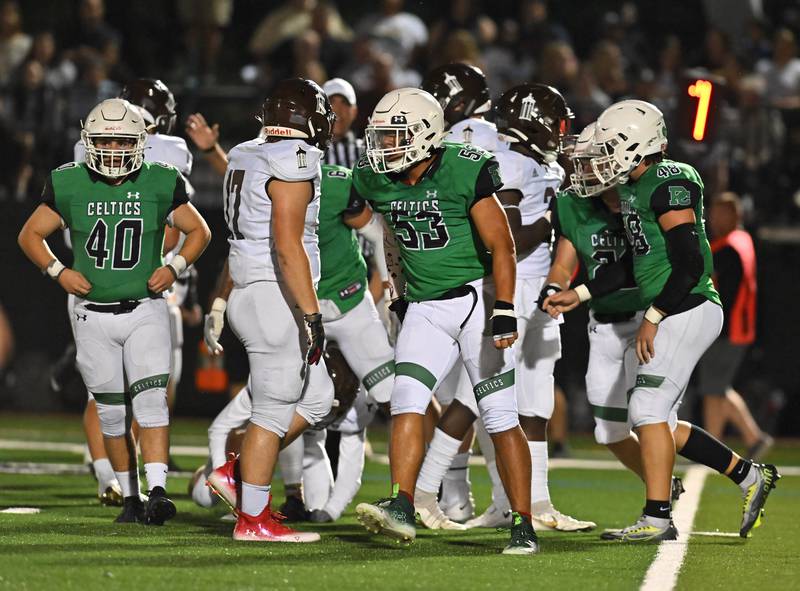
[391, 115, 407, 125]
[126, 192, 140, 199]
[426, 189, 438, 199]
[443, 73, 463, 96]
[75, 313, 87, 322]
[519, 93, 537, 122]
[462, 125, 474, 144]
[589, 325, 598, 334]
[296, 146, 308, 169]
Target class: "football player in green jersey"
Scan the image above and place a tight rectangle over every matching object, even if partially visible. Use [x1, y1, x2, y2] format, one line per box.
[349, 88, 537, 555]
[545, 104, 779, 541]
[18, 98, 211, 525]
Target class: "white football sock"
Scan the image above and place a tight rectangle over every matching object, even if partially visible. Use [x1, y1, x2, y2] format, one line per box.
[208, 386, 252, 469]
[324, 430, 367, 520]
[278, 436, 305, 489]
[738, 463, 758, 492]
[475, 420, 508, 508]
[93, 458, 117, 490]
[241, 481, 271, 517]
[192, 464, 217, 508]
[144, 462, 168, 491]
[441, 451, 471, 507]
[302, 431, 334, 511]
[114, 470, 140, 499]
[530, 441, 551, 511]
[416, 428, 461, 494]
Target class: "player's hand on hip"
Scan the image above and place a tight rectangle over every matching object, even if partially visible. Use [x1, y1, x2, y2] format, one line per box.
[491, 301, 517, 349]
[636, 319, 658, 364]
[204, 297, 226, 356]
[537, 282, 562, 312]
[58, 269, 91, 296]
[543, 289, 580, 318]
[147, 266, 177, 294]
[304, 312, 325, 365]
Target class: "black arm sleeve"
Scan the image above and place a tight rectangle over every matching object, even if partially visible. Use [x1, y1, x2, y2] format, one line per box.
[344, 183, 367, 216]
[549, 197, 562, 238]
[168, 172, 191, 214]
[713, 246, 742, 314]
[652, 223, 705, 314]
[585, 248, 636, 299]
[471, 157, 503, 208]
[650, 179, 702, 217]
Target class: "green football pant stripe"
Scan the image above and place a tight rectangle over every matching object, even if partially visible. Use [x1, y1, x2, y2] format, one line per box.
[590, 404, 628, 422]
[362, 360, 395, 390]
[635, 374, 665, 389]
[473, 369, 515, 402]
[92, 392, 127, 405]
[129, 373, 170, 398]
[395, 362, 437, 390]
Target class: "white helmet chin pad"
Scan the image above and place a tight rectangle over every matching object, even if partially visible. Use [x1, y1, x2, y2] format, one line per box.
[81, 98, 147, 178]
[589, 99, 667, 190]
[365, 88, 447, 174]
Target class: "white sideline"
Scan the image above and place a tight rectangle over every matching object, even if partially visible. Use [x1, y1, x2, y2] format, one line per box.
[639, 466, 709, 591]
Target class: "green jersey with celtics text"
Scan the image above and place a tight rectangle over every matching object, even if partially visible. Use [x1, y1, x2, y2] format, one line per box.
[42, 161, 189, 303]
[351, 142, 502, 302]
[552, 189, 646, 314]
[617, 159, 720, 306]
[317, 164, 369, 314]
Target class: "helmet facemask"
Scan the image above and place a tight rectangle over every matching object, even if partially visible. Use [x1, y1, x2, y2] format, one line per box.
[82, 131, 147, 178]
[366, 119, 437, 174]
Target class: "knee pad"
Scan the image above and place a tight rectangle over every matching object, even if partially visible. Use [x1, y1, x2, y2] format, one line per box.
[95, 402, 128, 437]
[390, 376, 432, 416]
[477, 389, 519, 434]
[594, 419, 632, 445]
[131, 388, 169, 428]
[629, 386, 676, 428]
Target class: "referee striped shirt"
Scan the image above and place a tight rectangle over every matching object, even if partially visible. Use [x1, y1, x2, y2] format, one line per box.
[324, 131, 364, 168]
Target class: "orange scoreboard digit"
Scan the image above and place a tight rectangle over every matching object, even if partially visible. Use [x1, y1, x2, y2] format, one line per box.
[687, 79, 713, 141]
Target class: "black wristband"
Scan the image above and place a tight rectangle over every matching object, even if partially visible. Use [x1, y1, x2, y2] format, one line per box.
[494, 300, 514, 310]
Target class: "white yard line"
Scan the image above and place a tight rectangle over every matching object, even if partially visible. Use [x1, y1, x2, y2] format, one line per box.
[640, 466, 709, 591]
[0, 439, 208, 457]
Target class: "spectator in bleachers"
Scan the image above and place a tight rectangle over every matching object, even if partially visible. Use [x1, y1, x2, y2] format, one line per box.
[356, 0, 428, 69]
[0, 0, 30, 88]
[757, 28, 800, 110]
[176, 0, 233, 86]
[516, 0, 570, 64]
[589, 40, 628, 100]
[29, 32, 76, 91]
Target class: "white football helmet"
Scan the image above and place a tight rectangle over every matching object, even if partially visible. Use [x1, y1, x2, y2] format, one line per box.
[81, 98, 147, 178]
[590, 99, 667, 188]
[569, 122, 605, 198]
[365, 88, 447, 174]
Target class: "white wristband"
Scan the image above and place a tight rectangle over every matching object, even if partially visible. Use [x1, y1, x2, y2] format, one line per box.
[211, 297, 227, 315]
[574, 284, 592, 303]
[46, 258, 66, 280]
[167, 254, 187, 278]
[644, 306, 665, 325]
[491, 308, 516, 318]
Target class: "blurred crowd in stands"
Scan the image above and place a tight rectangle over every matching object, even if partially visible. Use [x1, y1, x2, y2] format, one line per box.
[1, 0, 800, 223]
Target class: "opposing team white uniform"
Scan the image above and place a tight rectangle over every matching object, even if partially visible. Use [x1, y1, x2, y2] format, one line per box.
[224, 138, 333, 437]
[494, 147, 565, 419]
[448, 117, 502, 152]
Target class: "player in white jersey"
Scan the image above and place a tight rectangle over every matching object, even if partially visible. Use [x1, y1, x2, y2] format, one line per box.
[417, 63, 500, 524]
[203, 78, 336, 543]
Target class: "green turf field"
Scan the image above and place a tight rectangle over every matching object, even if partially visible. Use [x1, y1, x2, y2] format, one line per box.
[0, 413, 797, 591]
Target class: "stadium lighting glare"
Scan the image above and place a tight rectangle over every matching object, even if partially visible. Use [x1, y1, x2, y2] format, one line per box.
[687, 79, 713, 141]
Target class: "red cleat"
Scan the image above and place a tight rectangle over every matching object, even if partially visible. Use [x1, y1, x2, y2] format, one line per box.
[206, 454, 239, 513]
[233, 506, 321, 543]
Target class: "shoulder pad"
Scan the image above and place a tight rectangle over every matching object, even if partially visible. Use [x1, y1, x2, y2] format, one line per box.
[267, 140, 322, 181]
[54, 161, 81, 172]
[492, 149, 525, 192]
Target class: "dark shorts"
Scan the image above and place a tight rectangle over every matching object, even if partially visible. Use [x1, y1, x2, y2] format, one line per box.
[697, 337, 748, 396]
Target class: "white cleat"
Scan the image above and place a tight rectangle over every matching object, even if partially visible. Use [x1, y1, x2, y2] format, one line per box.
[464, 503, 512, 529]
[414, 490, 468, 530]
[441, 481, 476, 523]
[532, 505, 596, 532]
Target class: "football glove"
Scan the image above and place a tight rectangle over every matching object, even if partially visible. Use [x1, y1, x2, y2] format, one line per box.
[304, 312, 325, 365]
[537, 283, 562, 312]
[491, 300, 517, 341]
[388, 297, 409, 323]
[203, 297, 226, 355]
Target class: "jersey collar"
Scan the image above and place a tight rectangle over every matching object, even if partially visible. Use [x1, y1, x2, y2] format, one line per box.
[86, 165, 143, 186]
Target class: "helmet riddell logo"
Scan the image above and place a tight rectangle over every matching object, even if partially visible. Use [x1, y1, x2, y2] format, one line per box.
[265, 127, 297, 137]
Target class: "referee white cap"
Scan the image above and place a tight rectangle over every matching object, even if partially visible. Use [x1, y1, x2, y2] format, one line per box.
[323, 78, 357, 106]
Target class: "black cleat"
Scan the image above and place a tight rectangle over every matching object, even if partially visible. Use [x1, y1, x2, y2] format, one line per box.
[144, 486, 176, 526]
[115, 496, 145, 523]
[278, 495, 310, 522]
